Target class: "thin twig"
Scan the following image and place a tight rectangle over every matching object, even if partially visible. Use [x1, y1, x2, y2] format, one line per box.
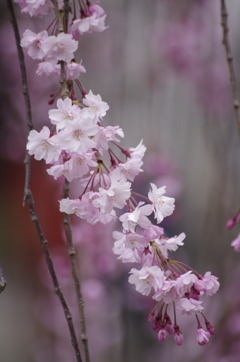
[5, 0, 33, 206]
[52, 1, 91, 361]
[220, 0, 240, 137]
[63, 180, 91, 362]
[6, 1, 82, 361]
[0, 265, 7, 294]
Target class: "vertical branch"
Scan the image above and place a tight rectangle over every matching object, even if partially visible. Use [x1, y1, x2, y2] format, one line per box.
[51, 1, 91, 361]
[6, 1, 83, 361]
[0, 265, 7, 294]
[220, 0, 240, 137]
[63, 180, 91, 362]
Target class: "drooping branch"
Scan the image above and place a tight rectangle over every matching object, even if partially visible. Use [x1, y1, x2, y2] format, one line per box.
[220, 0, 240, 137]
[6, 1, 82, 361]
[63, 180, 91, 362]
[0, 265, 7, 294]
[51, 1, 91, 361]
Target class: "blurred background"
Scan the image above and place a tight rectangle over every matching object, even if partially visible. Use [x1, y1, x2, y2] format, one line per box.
[1, 0, 240, 361]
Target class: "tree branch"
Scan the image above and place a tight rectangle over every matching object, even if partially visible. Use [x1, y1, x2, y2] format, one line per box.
[51, 1, 91, 361]
[63, 180, 91, 362]
[220, 0, 240, 137]
[6, 1, 82, 361]
[0, 265, 7, 294]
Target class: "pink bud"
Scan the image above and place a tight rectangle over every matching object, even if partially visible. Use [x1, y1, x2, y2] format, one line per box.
[226, 219, 236, 230]
[152, 320, 161, 333]
[205, 321, 214, 335]
[165, 316, 174, 335]
[196, 327, 210, 345]
[158, 329, 167, 342]
[174, 326, 184, 346]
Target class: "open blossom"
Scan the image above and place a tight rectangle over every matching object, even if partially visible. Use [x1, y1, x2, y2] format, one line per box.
[120, 202, 152, 233]
[148, 183, 175, 223]
[15, 0, 52, 17]
[231, 233, 240, 252]
[93, 171, 131, 213]
[56, 117, 97, 154]
[196, 328, 210, 346]
[43, 33, 78, 64]
[47, 151, 97, 181]
[70, 12, 107, 39]
[112, 231, 142, 263]
[27, 126, 61, 163]
[155, 232, 186, 258]
[129, 266, 165, 296]
[94, 126, 124, 151]
[48, 98, 81, 131]
[82, 90, 109, 121]
[21, 29, 48, 59]
[194, 272, 220, 296]
[176, 297, 204, 315]
[37, 61, 86, 80]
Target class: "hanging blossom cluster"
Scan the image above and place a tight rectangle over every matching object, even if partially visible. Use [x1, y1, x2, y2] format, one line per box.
[18, 0, 219, 347]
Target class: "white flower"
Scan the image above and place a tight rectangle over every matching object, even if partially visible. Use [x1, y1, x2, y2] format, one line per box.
[176, 297, 204, 315]
[43, 33, 78, 65]
[82, 90, 109, 122]
[27, 126, 61, 163]
[48, 98, 81, 131]
[21, 29, 48, 59]
[148, 183, 175, 223]
[120, 202, 152, 233]
[196, 328, 210, 346]
[129, 266, 165, 296]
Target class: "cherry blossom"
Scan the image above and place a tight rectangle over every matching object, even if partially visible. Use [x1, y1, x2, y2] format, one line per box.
[194, 272, 220, 296]
[48, 98, 81, 131]
[27, 126, 61, 163]
[148, 183, 175, 223]
[176, 297, 204, 315]
[43, 33, 78, 64]
[128, 266, 165, 296]
[231, 233, 240, 252]
[21, 29, 48, 59]
[196, 328, 211, 346]
[82, 90, 110, 121]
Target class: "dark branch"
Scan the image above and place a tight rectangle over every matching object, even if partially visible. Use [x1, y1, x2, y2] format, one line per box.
[0, 265, 7, 294]
[63, 180, 91, 362]
[220, 0, 240, 137]
[6, 1, 82, 361]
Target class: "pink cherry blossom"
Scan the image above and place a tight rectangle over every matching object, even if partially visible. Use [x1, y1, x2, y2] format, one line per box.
[148, 183, 175, 223]
[43, 33, 78, 65]
[94, 171, 131, 213]
[128, 266, 165, 296]
[112, 232, 141, 263]
[70, 12, 107, 37]
[56, 117, 97, 154]
[82, 90, 109, 121]
[196, 328, 210, 346]
[120, 202, 152, 233]
[176, 297, 204, 315]
[27, 126, 61, 163]
[21, 29, 48, 59]
[48, 98, 81, 131]
[94, 126, 124, 151]
[15, 0, 52, 17]
[194, 272, 220, 296]
[231, 233, 240, 252]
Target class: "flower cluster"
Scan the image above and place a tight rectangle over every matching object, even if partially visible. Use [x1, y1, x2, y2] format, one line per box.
[19, 0, 219, 347]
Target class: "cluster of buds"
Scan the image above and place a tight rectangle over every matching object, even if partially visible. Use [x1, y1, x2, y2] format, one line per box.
[17, 0, 219, 347]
